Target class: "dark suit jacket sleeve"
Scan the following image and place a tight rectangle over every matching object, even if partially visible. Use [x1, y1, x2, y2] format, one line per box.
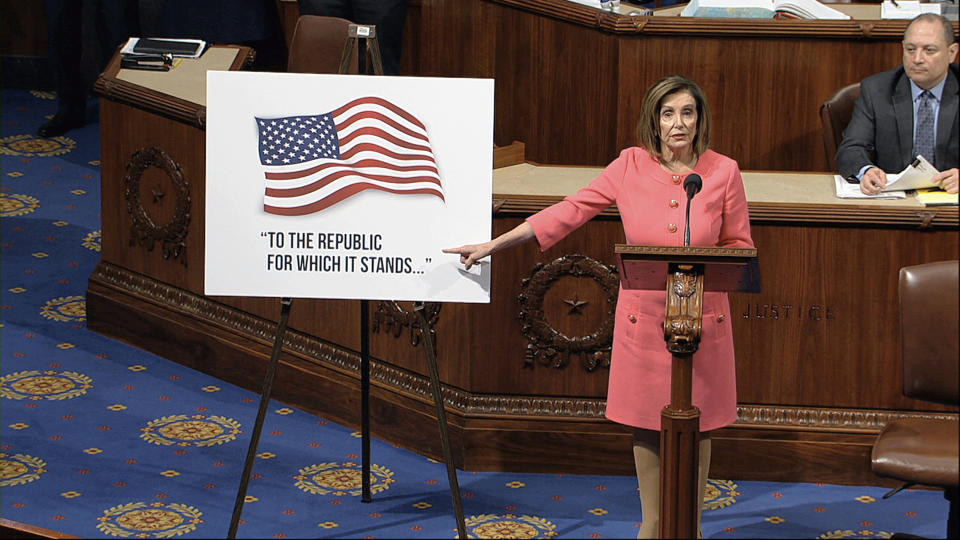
[836, 85, 879, 180]
[936, 64, 960, 171]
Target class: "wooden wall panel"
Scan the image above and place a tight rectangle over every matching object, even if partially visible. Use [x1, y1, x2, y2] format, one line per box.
[530, 21, 621, 166]
[98, 100, 206, 294]
[492, 8, 538, 160]
[416, 0, 496, 78]
[616, 36, 903, 173]
[731, 224, 959, 411]
[711, 427, 883, 485]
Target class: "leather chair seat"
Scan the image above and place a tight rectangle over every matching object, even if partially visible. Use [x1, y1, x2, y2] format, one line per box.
[287, 15, 359, 75]
[872, 417, 960, 488]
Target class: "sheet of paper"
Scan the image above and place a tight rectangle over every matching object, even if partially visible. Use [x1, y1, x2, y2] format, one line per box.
[565, 0, 603, 7]
[882, 155, 939, 192]
[834, 175, 906, 199]
[880, 0, 941, 19]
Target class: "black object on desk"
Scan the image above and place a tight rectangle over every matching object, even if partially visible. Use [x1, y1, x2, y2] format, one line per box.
[133, 38, 202, 56]
[120, 54, 172, 71]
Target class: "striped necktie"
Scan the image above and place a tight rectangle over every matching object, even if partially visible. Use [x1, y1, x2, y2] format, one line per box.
[915, 90, 935, 166]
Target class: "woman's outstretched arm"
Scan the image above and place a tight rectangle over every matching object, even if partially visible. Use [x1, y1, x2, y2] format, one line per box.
[442, 221, 535, 270]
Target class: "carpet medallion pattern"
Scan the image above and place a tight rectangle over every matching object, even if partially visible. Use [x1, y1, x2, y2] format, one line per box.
[294, 462, 396, 496]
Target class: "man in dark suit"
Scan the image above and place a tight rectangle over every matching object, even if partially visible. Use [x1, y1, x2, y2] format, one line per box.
[38, 0, 138, 138]
[837, 13, 959, 195]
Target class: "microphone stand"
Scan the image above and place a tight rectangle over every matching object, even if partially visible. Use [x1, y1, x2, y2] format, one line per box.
[682, 174, 701, 246]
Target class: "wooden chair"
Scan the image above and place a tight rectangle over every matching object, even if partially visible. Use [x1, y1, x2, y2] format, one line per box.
[871, 260, 959, 539]
[819, 83, 861, 172]
[286, 15, 359, 74]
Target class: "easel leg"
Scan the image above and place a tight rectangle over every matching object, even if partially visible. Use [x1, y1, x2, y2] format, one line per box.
[361, 299, 372, 502]
[414, 302, 468, 539]
[227, 297, 294, 539]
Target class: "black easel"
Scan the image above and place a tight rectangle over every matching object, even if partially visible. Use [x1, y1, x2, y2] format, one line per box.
[360, 299, 372, 502]
[414, 302, 468, 537]
[228, 297, 293, 538]
[346, 24, 378, 507]
[344, 25, 467, 538]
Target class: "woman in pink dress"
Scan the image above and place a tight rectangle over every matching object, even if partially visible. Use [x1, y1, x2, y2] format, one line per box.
[445, 74, 754, 538]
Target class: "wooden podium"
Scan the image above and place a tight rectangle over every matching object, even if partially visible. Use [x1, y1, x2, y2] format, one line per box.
[615, 245, 759, 539]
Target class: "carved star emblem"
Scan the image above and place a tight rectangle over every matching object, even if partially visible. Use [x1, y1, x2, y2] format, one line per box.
[563, 295, 589, 314]
[151, 187, 165, 204]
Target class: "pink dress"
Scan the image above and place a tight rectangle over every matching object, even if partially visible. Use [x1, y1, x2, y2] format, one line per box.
[526, 147, 754, 431]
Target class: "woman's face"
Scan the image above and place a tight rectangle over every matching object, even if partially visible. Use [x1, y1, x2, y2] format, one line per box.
[658, 90, 698, 155]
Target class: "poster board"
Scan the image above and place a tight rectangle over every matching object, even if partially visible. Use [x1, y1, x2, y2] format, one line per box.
[205, 71, 493, 302]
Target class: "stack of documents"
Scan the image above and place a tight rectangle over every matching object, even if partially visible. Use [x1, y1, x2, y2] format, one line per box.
[834, 175, 906, 199]
[833, 155, 955, 203]
[915, 188, 959, 206]
[681, 0, 850, 19]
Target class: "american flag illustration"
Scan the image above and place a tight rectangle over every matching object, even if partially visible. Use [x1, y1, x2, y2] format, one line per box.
[255, 96, 443, 215]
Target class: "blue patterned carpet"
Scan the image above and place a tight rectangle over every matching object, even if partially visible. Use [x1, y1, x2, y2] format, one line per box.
[0, 88, 950, 539]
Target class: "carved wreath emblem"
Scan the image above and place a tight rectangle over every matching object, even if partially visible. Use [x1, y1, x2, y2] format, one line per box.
[123, 147, 191, 265]
[372, 301, 441, 349]
[518, 254, 618, 371]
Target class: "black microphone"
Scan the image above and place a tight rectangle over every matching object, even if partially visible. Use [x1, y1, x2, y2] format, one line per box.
[684, 173, 702, 199]
[682, 173, 702, 246]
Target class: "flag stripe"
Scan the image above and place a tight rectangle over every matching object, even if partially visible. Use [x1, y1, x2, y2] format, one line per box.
[330, 96, 426, 131]
[340, 143, 435, 163]
[335, 113, 427, 148]
[262, 146, 435, 176]
[335, 110, 428, 144]
[266, 170, 441, 198]
[336, 126, 432, 154]
[339, 138, 434, 163]
[265, 158, 438, 181]
[266, 176, 443, 207]
[265, 183, 444, 216]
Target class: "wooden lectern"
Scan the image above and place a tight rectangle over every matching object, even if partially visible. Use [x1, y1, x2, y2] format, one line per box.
[615, 245, 759, 539]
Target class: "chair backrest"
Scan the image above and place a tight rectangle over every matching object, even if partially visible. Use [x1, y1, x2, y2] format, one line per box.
[819, 83, 861, 172]
[899, 260, 960, 405]
[287, 15, 359, 74]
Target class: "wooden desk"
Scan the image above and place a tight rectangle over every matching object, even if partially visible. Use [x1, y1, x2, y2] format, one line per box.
[402, 0, 958, 172]
[88, 47, 958, 484]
